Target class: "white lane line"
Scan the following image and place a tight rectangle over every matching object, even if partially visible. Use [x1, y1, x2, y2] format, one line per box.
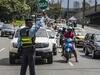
[58, 49, 62, 53]
[0, 48, 5, 53]
[68, 62, 74, 66]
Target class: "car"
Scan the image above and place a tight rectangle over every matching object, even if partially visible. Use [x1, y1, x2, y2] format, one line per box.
[83, 33, 100, 59]
[0, 24, 15, 37]
[74, 29, 86, 47]
[46, 29, 57, 55]
[9, 27, 53, 64]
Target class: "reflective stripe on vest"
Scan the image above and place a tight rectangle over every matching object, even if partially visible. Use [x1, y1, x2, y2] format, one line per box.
[21, 37, 33, 47]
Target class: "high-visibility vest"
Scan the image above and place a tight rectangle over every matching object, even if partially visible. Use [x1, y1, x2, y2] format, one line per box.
[21, 37, 33, 47]
[20, 27, 35, 48]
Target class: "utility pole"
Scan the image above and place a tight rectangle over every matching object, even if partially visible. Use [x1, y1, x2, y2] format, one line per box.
[51, 0, 54, 4]
[82, 0, 85, 28]
[67, 0, 69, 20]
[60, 0, 62, 18]
[95, 0, 97, 12]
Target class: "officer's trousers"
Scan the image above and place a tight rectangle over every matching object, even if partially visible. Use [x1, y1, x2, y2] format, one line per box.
[20, 46, 35, 75]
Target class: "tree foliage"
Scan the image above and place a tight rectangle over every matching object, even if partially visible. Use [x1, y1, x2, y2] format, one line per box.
[0, 0, 31, 21]
[47, 3, 63, 19]
[0, 0, 63, 20]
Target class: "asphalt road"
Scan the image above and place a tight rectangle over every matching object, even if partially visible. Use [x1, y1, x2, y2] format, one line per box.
[0, 26, 100, 75]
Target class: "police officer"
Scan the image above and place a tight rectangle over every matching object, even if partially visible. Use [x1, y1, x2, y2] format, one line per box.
[17, 18, 43, 75]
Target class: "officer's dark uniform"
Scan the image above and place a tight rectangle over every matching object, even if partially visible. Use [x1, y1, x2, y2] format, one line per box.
[19, 27, 36, 75]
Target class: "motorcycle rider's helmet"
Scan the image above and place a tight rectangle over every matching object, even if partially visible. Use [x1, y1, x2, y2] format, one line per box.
[67, 27, 73, 31]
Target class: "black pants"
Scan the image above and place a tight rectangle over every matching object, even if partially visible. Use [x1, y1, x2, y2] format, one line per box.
[20, 47, 35, 75]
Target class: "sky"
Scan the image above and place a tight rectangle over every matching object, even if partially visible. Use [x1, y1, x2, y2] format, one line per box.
[49, 0, 100, 8]
[61, 0, 100, 8]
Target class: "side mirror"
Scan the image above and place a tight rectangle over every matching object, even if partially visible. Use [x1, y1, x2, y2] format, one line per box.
[8, 35, 13, 39]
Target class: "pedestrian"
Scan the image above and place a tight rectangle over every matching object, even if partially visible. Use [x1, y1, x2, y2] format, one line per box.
[40, 11, 50, 27]
[17, 14, 45, 75]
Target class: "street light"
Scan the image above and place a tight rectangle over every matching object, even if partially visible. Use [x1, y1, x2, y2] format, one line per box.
[82, 0, 85, 28]
[95, 0, 97, 12]
[67, 0, 69, 19]
[59, 0, 62, 18]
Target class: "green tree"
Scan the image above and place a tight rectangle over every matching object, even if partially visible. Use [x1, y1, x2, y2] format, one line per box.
[85, 2, 91, 10]
[47, 3, 63, 19]
[26, 0, 37, 14]
[0, 0, 31, 21]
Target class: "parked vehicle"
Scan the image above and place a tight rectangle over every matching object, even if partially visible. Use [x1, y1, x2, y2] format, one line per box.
[46, 29, 57, 55]
[83, 33, 100, 59]
[0, 24, 15, 37]
[9, 27, 53, 64]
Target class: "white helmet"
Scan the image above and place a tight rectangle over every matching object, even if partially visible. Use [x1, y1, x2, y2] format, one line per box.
[67, 27, 73, 31]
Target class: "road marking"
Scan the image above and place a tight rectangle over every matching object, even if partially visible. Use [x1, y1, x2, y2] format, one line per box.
[68, 62, 74, 66]
[58, 49, 62, 53]
[0, 48, 5, 53]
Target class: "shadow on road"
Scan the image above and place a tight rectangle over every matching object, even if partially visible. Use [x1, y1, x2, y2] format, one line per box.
[78, 50, 84, 53]
[0, 58, 47, 66]
[80, 55, 100, 60]
[80, 55, 92, 59]
[0, 58, 9, 65]
[54, 59, 66, 63]
[76, 46, 83, 48]
[0, 36, 9, 38]
[0, 58, 20, 66]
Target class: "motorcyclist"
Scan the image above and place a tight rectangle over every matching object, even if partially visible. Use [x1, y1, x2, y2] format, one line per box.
[59, 27, 66, 48]
[63, 27, 78, 62]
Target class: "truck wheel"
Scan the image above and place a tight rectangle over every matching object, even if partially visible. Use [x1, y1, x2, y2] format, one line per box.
[9, 53, 16, 64]
[85, 48, 89, 56]
[92, 50, 96, 59]
[47, 54, 53, 64]
[1, 32, 3, 37]
[53, 45, 57, 55]
[53, 51, 57, 55]
[53, 48, 57, 55]
[65, 52, 70, 63]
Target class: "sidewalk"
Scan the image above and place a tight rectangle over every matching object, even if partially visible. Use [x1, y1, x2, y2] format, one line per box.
[77, 24, 100, 33]
[85, 24, 100, 30]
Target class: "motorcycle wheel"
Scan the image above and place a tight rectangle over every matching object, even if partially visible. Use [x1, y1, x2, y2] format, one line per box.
[65, 51, 70, 63]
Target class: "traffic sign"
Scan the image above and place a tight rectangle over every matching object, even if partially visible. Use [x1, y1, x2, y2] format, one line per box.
[38, 0, 48, 10]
